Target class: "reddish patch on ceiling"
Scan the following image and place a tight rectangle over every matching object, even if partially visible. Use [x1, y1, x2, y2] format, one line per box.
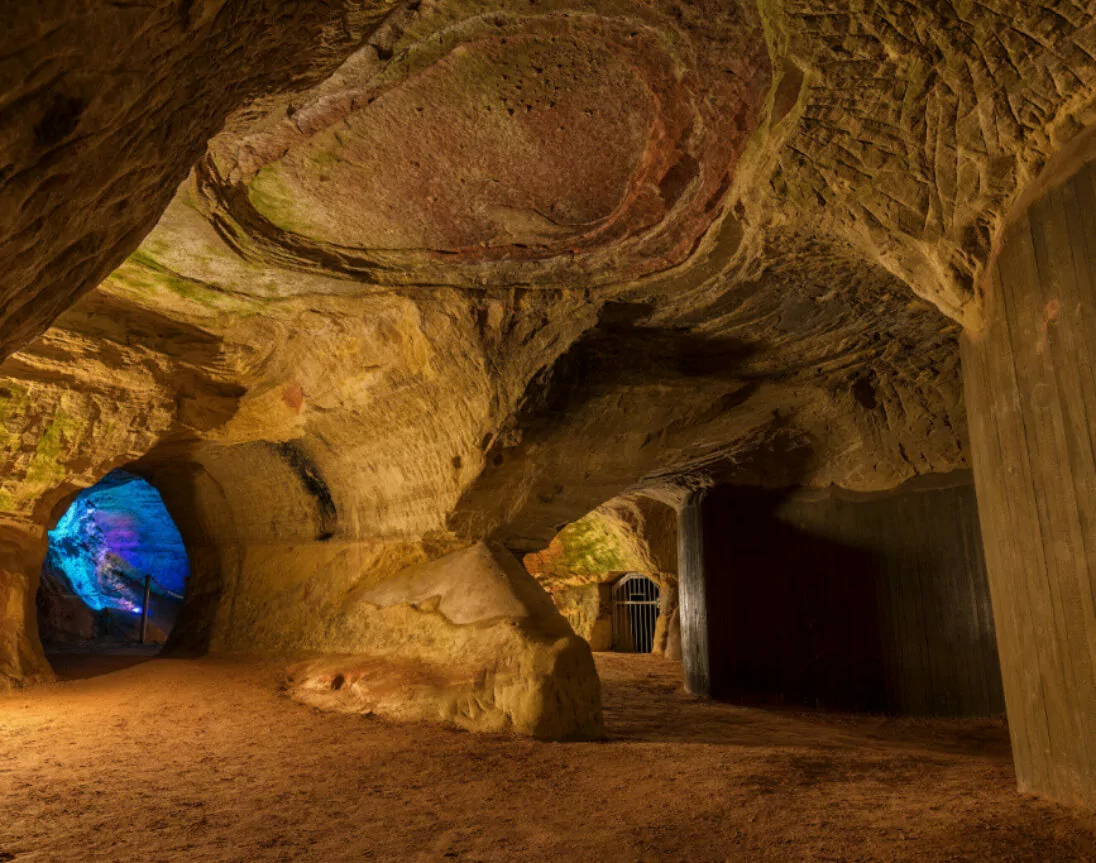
[206, 8, 772, 288]
[282, 381, 304, 411]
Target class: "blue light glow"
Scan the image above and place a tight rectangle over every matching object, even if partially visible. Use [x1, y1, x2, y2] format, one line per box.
[45, 471, 189, 614]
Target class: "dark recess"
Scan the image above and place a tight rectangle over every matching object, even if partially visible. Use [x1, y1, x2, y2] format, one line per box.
[34, 96, 86, 147]
[692, 476, 1004, 716]
[514, 301, 755, 426]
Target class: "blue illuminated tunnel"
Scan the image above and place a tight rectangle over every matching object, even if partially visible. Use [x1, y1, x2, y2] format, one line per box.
[45, 470, 189, 614]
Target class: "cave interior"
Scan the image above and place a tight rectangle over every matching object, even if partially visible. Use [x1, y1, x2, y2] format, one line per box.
[4, 0, 1096, 859]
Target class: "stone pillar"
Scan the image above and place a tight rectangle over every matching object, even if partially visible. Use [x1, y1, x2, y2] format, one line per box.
[678, 490, 709, 695]
[0, 524, 53, 690]
[652, 574, 681, 660]
[962, 158, 1096, 807]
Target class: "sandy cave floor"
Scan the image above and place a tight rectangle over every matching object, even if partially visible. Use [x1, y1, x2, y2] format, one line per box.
[2, 652, 1095, 862]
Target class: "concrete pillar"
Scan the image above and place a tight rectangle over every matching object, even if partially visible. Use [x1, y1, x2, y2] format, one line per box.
[962, 158, 1096, 807]
[677, 490, 710, 695]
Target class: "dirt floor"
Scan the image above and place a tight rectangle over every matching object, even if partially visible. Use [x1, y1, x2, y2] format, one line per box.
[2, 652, 1095, 862]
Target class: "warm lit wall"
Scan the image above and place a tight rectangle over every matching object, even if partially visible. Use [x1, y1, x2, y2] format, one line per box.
[0, 525, 51, 690]
[138, 444, 439, 656]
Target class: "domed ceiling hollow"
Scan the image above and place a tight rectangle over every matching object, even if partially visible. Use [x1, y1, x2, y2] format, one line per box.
[194, 7, 772, 290]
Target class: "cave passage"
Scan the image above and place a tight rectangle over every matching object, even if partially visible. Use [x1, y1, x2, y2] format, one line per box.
[36, 470, 189, 649]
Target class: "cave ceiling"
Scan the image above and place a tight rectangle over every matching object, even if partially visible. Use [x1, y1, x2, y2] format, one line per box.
[3, 0, 1096, 551]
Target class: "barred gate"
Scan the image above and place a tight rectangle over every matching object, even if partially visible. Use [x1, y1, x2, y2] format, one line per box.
[611, 574, 661, 653]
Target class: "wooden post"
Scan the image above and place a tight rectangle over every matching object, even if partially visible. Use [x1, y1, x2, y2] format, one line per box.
[678, 490, 710, 696]
[139, 574, 151, 645]
[962, 159, 1096, 808]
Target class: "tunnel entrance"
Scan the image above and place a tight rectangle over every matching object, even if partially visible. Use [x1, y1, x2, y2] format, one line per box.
[36, 470, 189, 649]
[611, 574, 660, 653]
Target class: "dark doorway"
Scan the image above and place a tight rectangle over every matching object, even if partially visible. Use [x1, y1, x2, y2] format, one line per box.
[690, 478, 1004, 716]
[37, 470, 189, 649]
[612, 574, 660, 653]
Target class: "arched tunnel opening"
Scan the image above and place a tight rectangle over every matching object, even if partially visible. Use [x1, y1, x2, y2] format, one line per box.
[35, 470, 189, 670]
[523, 495, 682, 661]
[530, 476, 1003, 719]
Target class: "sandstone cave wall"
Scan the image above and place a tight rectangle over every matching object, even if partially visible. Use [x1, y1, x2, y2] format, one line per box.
[0, 525, 52, 691]
[0, 0, 400, 361]
[546, 583, 613, 652]
[138, 443, 437, 657]
[0, 0, 989, 687]
[694, 472, 1004, 716]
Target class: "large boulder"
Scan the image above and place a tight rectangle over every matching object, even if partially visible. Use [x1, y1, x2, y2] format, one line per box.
[285, 542, 604, 740]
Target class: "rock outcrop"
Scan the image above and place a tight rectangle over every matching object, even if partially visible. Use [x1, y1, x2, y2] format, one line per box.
[0, 0, 399, 359]
[286, 543, 603, 739]
[0, 525, 52, 691]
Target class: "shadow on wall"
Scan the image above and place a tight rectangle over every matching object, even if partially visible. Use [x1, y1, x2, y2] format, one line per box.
[705, 488, 886, 712]
[700, 474, 1005, 717]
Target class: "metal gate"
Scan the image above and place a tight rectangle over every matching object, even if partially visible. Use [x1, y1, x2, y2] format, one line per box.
[611, 574, 661, 653]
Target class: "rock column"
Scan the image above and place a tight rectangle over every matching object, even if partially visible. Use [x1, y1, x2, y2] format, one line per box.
[0, 525, 53, 690]
[962, 158, 1096, 807]
[678, 491, 710, 695]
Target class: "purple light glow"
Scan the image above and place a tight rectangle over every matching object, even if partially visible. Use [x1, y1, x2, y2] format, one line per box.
[45, 470, 189, 613]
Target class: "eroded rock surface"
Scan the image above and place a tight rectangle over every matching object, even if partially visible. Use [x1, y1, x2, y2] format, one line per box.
[0, 525, 52, 691]
[286, 543, 603, 739]
[3, 1, 1096, 736]
[0, 0, 399, 359]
